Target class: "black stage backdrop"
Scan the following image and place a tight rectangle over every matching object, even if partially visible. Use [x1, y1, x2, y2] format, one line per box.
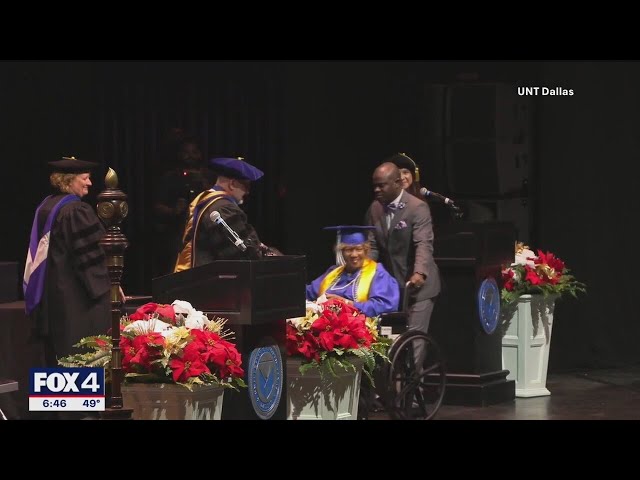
[1, 60, 638, 372]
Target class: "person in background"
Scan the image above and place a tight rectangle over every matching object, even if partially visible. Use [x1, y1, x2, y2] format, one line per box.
[24, 156, 113, 366]
[365, 162, 441, 346]
[305, 225, 400, 318]
[387, 151, 459, 227]
[152, 130, 212, 277]
[386, 152, 424, 201]
[174, 156, 267, 271]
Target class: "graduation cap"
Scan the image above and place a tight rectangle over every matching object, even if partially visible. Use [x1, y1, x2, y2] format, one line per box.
[48, 156, 100, 174]
[386, 152, 420, 182]
[324, 225, 375, 245]
[209, 157, 264, 181]
[323, 226, 375, 266]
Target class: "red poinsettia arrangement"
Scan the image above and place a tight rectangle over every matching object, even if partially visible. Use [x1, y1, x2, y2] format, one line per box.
[501, 242, 587, 305]
[286, 298, 389, 380]
[59, 300, 246, 391]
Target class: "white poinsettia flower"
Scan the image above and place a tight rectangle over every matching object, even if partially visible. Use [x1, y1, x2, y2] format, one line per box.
[184, 310, 210, 329]
[515, 248, 537, 267]
[287, 316, 305, 328]
[172, 300, 195, 316]
[124, 318, 173, 334]
[307, 299, 324, 313]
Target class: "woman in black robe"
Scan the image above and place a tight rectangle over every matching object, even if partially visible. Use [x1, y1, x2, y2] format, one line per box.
[24, 157, 112, 366]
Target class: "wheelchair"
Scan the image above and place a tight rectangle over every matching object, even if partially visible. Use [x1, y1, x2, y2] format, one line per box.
[374, 284, 446, 420]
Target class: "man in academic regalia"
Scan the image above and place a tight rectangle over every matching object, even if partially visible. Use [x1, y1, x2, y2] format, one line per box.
[174, 156, 268, 272]
[23, 156, 111, 366]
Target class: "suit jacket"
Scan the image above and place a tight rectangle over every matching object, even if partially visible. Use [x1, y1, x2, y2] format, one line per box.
[365, 190, 441, 303]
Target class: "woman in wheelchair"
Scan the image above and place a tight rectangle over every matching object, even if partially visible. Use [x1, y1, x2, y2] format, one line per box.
[305, 226, 445, 420]
[305, 225, 400, 317]
[305, 226, 401, 420]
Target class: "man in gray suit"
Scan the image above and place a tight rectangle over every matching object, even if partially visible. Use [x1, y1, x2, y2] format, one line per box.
[365, 162, 441, 341]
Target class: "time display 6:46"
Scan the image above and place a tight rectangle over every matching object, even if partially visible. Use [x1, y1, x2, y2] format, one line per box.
[28, 397, 104, 411]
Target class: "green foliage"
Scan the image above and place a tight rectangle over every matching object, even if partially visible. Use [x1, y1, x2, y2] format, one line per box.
[297, 339, 390, 386]
[501, 263, 587, 307]
[58, 335, 113, 381]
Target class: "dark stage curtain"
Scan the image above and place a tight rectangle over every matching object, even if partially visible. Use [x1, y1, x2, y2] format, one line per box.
[90, 62, 287, 294]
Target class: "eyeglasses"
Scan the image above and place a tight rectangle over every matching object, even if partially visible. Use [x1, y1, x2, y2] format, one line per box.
[342, 246, 365, 254]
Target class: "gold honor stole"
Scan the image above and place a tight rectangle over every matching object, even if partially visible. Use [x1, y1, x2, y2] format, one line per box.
[174, 190, 229, 272]
[319, 258, 377, 303]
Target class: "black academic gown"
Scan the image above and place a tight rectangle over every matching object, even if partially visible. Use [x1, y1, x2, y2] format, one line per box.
[31, 196, 111, 365]
[193, 197, 262, 265]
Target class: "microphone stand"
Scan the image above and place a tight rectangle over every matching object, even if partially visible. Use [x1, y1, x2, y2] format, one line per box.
[218, 230, 256, 258]
[450, 204, 464, 220]
[240, 237, 262, 260]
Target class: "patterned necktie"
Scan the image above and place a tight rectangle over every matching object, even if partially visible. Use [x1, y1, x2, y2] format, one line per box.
[384, 203, 398, 214]
[385, 203, 396, 228]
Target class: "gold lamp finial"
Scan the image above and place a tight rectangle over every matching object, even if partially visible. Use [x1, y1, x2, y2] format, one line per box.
[105, 168, 119, 189]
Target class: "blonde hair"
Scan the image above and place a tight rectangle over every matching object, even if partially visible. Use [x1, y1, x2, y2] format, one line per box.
[50, 172, 80, 193]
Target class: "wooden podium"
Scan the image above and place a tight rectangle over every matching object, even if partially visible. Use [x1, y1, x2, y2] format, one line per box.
[430, 221, 516, 406]
[152, 255, 306, 419]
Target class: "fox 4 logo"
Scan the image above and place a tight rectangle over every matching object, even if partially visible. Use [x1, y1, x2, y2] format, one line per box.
[30, 367, 105, 395]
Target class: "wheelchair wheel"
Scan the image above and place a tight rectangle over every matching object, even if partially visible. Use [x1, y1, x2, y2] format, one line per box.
[384, 330, 446, 420]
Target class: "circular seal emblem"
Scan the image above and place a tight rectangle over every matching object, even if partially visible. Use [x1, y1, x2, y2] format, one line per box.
[119, 201, 129, 218]
[247, 344, 283, 420]
[97, 201, 115, 219]
[477, 277, 500, 335]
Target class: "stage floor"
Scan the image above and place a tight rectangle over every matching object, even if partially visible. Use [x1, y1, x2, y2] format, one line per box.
[369, 366, 640, 420]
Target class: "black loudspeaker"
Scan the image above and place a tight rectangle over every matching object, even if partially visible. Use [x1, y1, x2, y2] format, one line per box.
[444, 83, 532, 198]
[446, 142, 528, 197]
[0, 262, 19, 303]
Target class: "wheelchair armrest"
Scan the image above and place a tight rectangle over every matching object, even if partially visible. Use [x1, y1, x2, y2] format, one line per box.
[378, 311, 408, 338]
[379, 311, 407, 327]
[378, 282, 412, 336]
[379, 281, 412, 327]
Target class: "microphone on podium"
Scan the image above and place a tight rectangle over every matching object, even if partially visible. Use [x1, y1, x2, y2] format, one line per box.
[419, 187, 460, 210]
[209, 210, 247, 252]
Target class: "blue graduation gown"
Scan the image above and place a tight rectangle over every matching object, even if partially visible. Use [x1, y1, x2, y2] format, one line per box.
[306, 262, 400, 317]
